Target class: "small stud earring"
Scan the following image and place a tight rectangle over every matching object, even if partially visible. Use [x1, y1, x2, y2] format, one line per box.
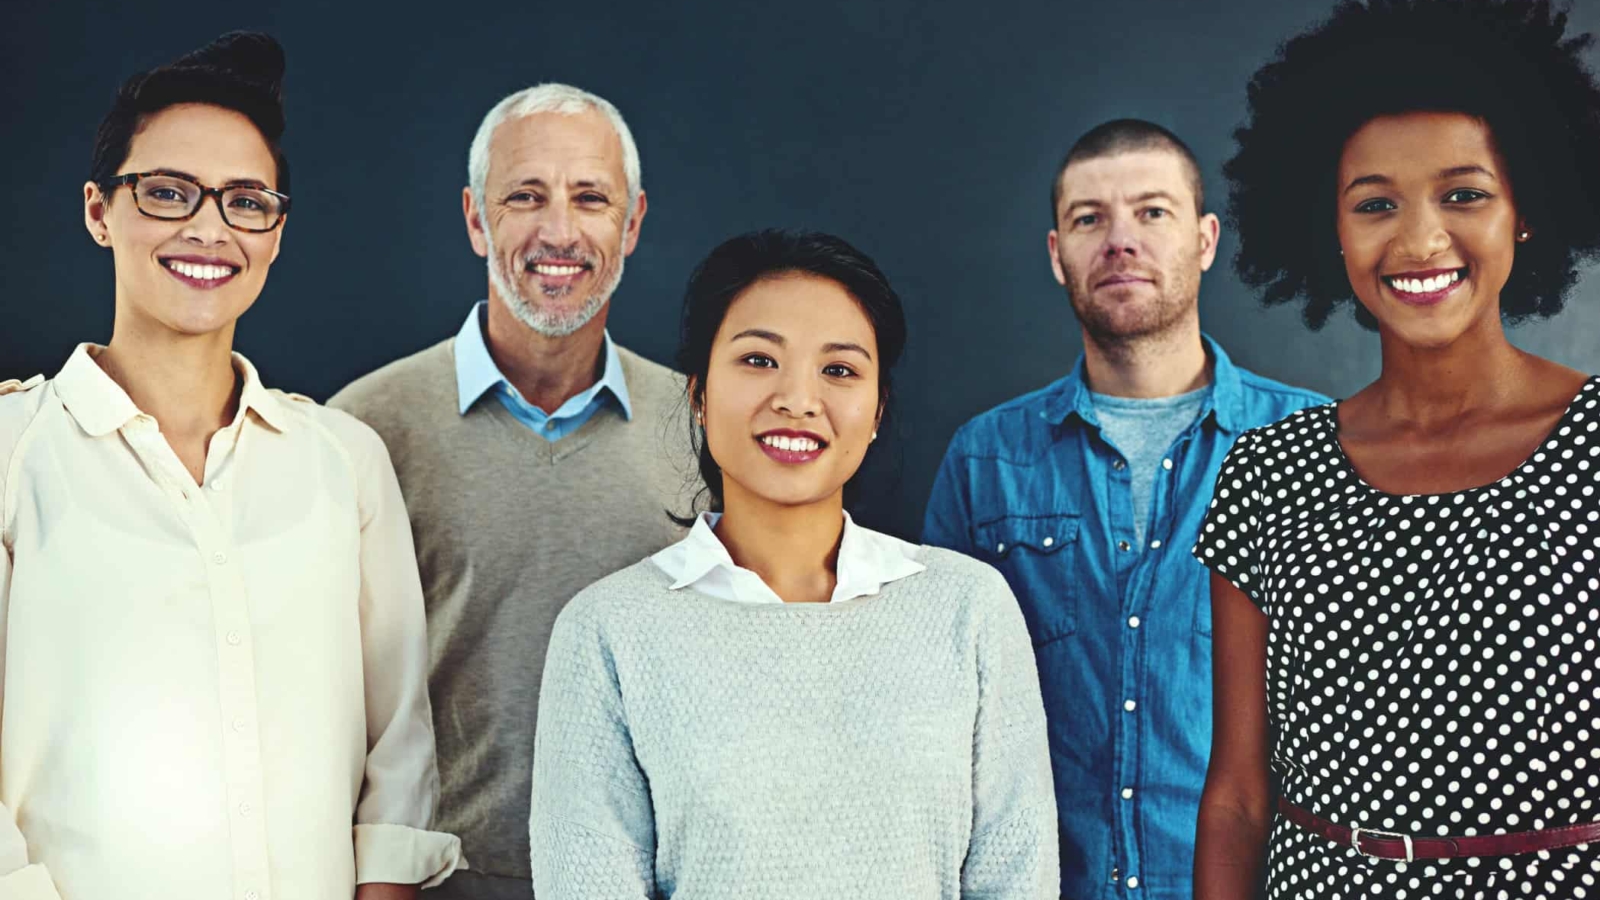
[1517, 230, 1530, 241]
[871, 431, 878, 441]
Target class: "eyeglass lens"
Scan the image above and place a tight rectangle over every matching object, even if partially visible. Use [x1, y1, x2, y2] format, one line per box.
[133, 176, 284, 229]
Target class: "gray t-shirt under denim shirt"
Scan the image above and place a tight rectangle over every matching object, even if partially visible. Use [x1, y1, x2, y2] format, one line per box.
[1089, 385, 1212, 545]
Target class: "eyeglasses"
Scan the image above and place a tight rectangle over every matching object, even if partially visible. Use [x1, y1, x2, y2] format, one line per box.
[99, 171, 291, 233]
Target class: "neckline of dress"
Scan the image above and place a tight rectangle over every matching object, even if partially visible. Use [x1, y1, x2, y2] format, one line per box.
[1323, 375, 1598, 500]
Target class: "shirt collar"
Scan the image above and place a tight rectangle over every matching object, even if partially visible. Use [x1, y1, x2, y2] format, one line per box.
[53, 343, 293, 438]
[652, 510, 926, 604]
[1042, 332, 1246, 434]
[453, 300, 633, 419]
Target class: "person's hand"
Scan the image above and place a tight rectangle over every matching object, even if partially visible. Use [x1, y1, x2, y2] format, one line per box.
[354, 883, 419, 900]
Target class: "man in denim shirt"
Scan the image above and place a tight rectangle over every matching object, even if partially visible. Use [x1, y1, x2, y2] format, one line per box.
[924, 120, 1326, 899]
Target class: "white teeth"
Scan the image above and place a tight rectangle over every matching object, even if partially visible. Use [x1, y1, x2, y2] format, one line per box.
[761, 435, 820, 452]
[533, 264, 585, 276]
[1389, 270, 1461, 294]
[166, 260, 234, 281]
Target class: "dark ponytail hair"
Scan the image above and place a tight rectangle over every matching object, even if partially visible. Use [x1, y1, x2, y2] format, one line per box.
[90, 31, 290, 192]
[671, 229, 908, 525]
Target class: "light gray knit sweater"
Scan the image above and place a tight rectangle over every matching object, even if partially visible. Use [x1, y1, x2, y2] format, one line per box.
[529, 547, 1059, 898]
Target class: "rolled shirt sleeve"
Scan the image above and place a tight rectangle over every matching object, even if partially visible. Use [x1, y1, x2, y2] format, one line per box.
[342, 417, 463, 886]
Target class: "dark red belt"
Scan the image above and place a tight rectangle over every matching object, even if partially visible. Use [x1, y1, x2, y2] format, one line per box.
[1278, 796, 1600, 862]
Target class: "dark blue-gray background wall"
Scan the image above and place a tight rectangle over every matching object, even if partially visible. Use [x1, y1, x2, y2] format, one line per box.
[7, 1, 1600, 538]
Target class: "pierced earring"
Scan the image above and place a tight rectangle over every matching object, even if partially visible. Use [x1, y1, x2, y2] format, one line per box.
[1517, 230, 1530, 241]
[871, 431, 878, 441]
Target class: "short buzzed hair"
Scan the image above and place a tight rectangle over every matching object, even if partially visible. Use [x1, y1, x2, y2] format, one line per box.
[1050, 119, 1204, 222]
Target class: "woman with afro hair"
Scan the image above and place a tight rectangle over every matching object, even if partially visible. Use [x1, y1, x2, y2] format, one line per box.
[1192, 1, 1600, 897]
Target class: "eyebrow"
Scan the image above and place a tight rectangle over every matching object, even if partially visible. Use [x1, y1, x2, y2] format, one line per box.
[147, 168, 271, 189]
[509, 177, 613, 191]
[823, 341, 873, 361]
[729, 330, 873, 361]
[1343, 165, 1498, 195]
[1065, 190, 1179, 212]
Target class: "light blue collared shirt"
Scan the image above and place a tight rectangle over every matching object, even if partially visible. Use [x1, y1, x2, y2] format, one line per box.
[453, 301, 632, 440]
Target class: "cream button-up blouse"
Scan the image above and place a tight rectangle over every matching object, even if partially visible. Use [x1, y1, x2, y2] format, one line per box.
[0, 345, 461, 900]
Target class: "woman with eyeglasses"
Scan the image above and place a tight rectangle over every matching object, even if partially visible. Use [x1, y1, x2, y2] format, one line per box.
[0, 32, 459, 900]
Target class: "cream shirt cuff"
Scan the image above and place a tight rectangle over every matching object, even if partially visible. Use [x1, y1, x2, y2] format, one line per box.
[0, 864, 63, 900]
[353, 824, 464, 888]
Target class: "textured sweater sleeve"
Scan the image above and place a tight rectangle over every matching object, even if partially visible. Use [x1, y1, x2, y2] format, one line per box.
[530, 595, 657, 899]
[961, 567, 1060, 899]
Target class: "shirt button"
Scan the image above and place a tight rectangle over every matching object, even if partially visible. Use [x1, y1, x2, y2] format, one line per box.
[1150, 539, 1162, 549]
[212, 551, 228, 565]
[232, 717, 247, 732]
[1042, 536, 1054, 548]
[996, 542, 1006, 554]
[239, 802, 252, 815]
[1128, 615, 1141, 628]
[1121, 787, 1134, 800]
[1113, 459, 1126, 471]
[1161, 458, 1173, 470]
[1124, 699, 1137, 712]
[245, 892, 260, 900]
[209, 480, 225, 492]
[544, 420, 556, 430]
[226, 631, 242, 646]
[1128, 876, 1140, 889]
[1118, 540, 1131, 552]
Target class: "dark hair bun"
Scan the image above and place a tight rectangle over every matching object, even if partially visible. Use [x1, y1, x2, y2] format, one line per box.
[124, 31, 287, 139]
[91, 31, 291, 190]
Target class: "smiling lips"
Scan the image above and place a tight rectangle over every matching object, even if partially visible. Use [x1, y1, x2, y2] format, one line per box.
[757, 429, 828, 464]
[526, 260, 592, 284]
[1384, 267, 1465, 306]
[161, 256, 240, 290]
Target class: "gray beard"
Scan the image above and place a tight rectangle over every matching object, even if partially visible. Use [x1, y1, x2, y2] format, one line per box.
[484, 228, 624, 338]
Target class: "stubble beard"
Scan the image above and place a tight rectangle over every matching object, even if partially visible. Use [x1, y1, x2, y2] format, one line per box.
[484, 224, 626, 339]
[1063, 252, 1200, 353]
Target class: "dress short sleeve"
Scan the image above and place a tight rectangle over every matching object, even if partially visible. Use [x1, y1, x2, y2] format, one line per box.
[1192, 428, 1269, 610]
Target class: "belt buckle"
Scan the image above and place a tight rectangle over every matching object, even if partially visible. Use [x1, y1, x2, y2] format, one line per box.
[1351, 826, 1415, 863]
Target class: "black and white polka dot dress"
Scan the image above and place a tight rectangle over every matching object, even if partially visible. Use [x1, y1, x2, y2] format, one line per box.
[1193, 377, 1600, 899]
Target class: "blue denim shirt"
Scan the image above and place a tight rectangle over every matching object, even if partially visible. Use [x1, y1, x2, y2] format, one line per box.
[923, 336, 1326, 900]
[454, 301, 632, 439]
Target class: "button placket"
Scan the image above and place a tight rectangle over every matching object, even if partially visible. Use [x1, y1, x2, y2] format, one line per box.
[188, 482, 271, 890]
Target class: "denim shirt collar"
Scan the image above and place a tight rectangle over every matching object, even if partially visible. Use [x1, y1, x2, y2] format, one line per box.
[453, 300, 633, 419]
[1042, 333, 1246, 434]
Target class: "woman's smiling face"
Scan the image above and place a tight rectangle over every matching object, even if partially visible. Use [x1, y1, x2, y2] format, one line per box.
[87, 102, 285, 338]
[1336, 111, 1526, 349]
[699, 272, 882, 512]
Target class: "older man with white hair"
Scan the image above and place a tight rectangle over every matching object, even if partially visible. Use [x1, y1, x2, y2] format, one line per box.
[330, 83, 697, 899]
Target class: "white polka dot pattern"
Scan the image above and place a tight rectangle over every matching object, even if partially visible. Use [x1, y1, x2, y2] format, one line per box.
[1193, 377, 1600, 899]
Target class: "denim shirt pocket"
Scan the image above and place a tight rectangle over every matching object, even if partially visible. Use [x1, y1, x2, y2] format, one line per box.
[973, 513, 1080, 646]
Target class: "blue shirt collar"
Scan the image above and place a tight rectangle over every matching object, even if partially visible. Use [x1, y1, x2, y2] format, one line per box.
[1043, 333, 1246, 434]
[452, 300, 633, 420]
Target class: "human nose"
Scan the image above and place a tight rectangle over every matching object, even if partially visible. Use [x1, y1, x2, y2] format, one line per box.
[770, 367, 822, 418]
[534, 200, 580, 246]
[178, 193, 233, 246]
[1102, 211, 1139, 260]
[1393, 203, 1451, 263]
